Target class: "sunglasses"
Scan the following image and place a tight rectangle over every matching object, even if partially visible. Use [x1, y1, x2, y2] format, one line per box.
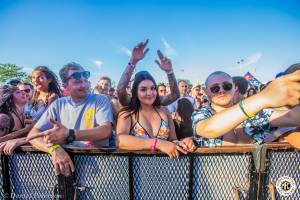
[209, 82, 233, 94]
[67, 71, 90, 81]
[20, 89, 31, 93]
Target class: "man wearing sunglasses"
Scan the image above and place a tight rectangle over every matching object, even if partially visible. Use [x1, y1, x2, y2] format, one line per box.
[192, 70, 300, 147]
[27, 62, 114, 176]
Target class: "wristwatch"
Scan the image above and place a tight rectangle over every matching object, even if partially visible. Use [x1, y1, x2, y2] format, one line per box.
[66, 129, 76, 144]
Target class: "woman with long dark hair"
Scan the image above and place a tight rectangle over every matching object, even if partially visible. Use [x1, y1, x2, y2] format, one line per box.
[29, 66, 61, 121]
[116, 69, 196, 159]
[173, 98, 194, 140]
[0, 85, 29, 154]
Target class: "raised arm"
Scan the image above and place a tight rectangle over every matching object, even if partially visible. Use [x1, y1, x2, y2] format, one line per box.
[195, 71, 300, 138]
[117, 40, 149, 106]
[155, 50, 180, 106]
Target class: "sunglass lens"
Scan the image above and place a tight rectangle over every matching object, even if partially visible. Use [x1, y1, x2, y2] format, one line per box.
[82, 71, 90, 79]
[72, 72, 82, 80]
[223, 83, 233, 91]
[210, 85, 220, 93]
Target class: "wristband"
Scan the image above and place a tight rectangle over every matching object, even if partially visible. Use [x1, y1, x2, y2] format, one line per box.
[239, 101, 255, 118]
[128, 62, 136, 68]
[151, 138, 158, 152]
[48, 144, 60, 155]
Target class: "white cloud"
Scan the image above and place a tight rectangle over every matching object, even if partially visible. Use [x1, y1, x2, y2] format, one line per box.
[161, 36, 176, 57]
[118, 45, 132, 57]
[91, 59, 103, 70]
[230, 52, 262, 70]
[22, 67, 34, 73]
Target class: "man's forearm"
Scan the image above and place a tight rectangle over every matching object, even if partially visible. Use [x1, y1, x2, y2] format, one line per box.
[160, 72, 180, 106]
[75, 124, 112, 141]
[196, 93, 268, 138]
[117, 64, 135, 106]
[28, 128, 52, 153]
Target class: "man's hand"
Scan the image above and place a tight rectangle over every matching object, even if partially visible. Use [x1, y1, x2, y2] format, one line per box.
[51, 146, 75, 176]
[130, 39, 149, 65]
[155, 50, 173, 73]
[259, 70, 300, 108]
[26, 118, 69, 146]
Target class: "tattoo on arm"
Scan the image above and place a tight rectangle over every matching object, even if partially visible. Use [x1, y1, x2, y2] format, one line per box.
[160, 72, 180, 106]
[117, 65, 135, 106]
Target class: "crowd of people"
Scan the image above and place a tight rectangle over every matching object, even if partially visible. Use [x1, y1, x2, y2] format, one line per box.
[0, 40, 299, 176]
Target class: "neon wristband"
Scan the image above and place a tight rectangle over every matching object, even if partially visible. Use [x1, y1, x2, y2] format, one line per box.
[151, 138, 158, 152]
[239, 101, 255, 118]
[48, 144, 60, 155]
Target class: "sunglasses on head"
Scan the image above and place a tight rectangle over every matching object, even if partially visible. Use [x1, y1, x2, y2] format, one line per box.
[209, 82, 233, 94]
[67, 71, 90, 81]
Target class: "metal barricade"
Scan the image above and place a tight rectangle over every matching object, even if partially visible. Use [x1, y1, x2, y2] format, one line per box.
[0, 143, 298, 200]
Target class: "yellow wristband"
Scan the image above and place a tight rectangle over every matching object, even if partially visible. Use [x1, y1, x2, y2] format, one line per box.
[239, 101, 255, 118]
[48, 144, 60, 155]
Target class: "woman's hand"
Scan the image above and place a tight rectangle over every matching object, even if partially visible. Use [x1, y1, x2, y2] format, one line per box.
[130, 39, 149, 65]
[0, 138, 26, 155]
[156, 139, 187, 159]
[179, 137, 197, 152]
[155, 50, 173, 73]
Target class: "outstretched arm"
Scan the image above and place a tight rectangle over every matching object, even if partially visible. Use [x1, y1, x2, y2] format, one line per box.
[195, 71, 300, 139]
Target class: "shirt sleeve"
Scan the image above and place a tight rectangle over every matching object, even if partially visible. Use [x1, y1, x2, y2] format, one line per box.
[95, 95, 114, 126]
[191, 107, 222, 147]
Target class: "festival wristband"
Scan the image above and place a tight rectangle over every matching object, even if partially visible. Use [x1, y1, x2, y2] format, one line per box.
[48, 144, 60, 155]
[239, 100, 255, 118]
[151, 138, 158, 152]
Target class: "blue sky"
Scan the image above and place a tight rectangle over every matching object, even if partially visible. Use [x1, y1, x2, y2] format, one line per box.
[0, 0, 300, 86]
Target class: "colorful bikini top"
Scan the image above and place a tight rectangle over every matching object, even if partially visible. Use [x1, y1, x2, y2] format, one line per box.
[130, 109, 170, 140]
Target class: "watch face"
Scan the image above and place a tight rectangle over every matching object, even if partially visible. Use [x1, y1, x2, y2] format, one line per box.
[67, 129, 75, 143]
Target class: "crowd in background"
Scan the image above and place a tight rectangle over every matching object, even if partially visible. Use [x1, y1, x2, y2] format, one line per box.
[0, 40, 299, 176]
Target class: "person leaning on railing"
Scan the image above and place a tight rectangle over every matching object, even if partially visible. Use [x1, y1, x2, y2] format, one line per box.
[26, 62, 114, 176]
[192, 70, 300, 147]
[116, 44, 196, 159]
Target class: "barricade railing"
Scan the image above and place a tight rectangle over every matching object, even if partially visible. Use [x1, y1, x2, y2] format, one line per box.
[0, 143, 299, 200]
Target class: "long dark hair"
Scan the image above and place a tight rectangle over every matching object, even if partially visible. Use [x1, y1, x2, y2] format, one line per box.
[0, 91, 20, 132]
[119, 71, 161, 119]
[176, 98, 194, 129]
[32, 66, 62, 103]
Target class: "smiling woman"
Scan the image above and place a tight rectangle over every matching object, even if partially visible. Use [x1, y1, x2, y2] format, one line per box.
[116, 70, 196, 159]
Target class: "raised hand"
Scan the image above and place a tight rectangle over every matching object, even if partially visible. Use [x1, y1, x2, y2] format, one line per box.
[130, 39, 149, 65]
[155, 50, 173, 73]
[259, 70, 300, 108]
